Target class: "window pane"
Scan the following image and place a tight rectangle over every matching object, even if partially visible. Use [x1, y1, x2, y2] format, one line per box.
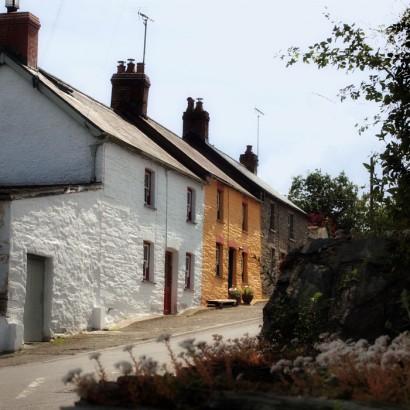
[185, 254, 191, 288]
[216, 244, 221, 276]
[144, 170, 151, 205]
[187, 188, 192, 221]
[143, 242, 150, 280]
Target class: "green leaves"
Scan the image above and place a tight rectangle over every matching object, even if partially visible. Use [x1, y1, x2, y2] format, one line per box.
[284, 6, 410, 229]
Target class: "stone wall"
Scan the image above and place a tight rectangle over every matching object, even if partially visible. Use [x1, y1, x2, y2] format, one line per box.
[201, 179, 262, 304]
[1, 141, 205, 352]
[260, 198, 308, 297]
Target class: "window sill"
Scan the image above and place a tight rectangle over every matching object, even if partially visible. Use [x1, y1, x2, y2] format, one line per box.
[214, 275, 223, 279]
[270, 229, 277, 233]
[289, 238, 295, 242]
[186, 219, 197, 225]
[144, 204, 157, 211]
[184, 287, 194, 292]
[217, 219, 224, 224]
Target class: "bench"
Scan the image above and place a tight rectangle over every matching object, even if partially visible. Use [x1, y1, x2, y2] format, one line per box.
[207, 299, 237, 309]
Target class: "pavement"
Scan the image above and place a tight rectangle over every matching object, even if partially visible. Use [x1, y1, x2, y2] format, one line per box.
[0, 301, 266, 368]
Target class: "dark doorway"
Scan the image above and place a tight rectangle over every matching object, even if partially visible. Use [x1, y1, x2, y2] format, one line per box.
[228, 248, 235, 291]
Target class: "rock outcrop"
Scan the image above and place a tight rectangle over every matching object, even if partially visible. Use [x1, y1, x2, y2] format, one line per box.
[262, 236, 410, 342]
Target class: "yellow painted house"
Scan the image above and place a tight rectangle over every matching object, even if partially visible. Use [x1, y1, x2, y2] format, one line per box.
[202, 178, 262, 303]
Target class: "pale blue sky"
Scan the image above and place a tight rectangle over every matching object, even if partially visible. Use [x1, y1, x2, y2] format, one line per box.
[21, 0, 406, 194]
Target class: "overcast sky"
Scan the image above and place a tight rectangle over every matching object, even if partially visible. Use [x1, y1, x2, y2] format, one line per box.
[21, 0, 406, 195]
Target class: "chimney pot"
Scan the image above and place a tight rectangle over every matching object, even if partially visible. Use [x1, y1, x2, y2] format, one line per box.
[136, 62, 144, 74]
[126, 59, 135, 73]
[5, 0, 19, 13]
[186, 97, 195, 112]
[195, 99, 203, 111]
[117, 61, 126, 74]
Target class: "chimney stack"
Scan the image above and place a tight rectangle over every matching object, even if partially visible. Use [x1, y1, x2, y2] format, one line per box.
[182, 97, 210, 142]
[110, 59, 151, 119]
[0, 4, 40, 68]
[239, 145, 258, 174]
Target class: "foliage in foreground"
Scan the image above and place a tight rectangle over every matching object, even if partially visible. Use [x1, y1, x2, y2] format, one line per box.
[64, 331, 410, 408]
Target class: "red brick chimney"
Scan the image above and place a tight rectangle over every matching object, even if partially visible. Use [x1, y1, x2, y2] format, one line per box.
[239, 145, 258, 174]
[0, 6, 41, 68]
[110, 60, 151, 119]
[182, 97, 210, 142]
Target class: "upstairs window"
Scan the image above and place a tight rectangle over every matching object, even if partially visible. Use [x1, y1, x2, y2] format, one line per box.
[270, 203, 276, 231]
[215, 243, 222, 276]
[185, 253, 193, 289]
[187, 187, 195, 222]
[288, 214, 295, 239]
[242, 202, 248, 232]
[216, 190, 223, 221]
[143, 241, 152, 281]
[144, 169, 154, 206]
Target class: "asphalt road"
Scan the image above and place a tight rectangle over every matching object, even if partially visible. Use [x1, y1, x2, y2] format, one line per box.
[0, 302, 265, 368]
[0, 304, 264, 410]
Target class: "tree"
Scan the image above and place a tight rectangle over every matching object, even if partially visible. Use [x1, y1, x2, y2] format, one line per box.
[284, 7, 410, 229]
[288, 169, 361, 233]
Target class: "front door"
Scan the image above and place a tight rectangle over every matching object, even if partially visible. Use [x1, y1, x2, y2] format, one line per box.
[23, 255, 45, 342]
[228, 248, 235, 291]
[163, 251, 172, 315]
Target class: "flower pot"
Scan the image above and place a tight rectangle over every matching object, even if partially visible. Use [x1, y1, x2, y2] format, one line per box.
[229, 295, 241, 306]
[242, 293, 253, 305]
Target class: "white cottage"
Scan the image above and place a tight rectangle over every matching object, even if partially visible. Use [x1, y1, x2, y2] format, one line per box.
[0, 8, 205, 352]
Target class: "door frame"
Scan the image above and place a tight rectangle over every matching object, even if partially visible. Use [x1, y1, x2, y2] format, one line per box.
[163, 251, 173, 315]
[23, 253, 53, 342]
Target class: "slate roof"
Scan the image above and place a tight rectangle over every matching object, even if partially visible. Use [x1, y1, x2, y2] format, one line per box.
[141, 117, 257, 200]
[209, 144, 306, 215]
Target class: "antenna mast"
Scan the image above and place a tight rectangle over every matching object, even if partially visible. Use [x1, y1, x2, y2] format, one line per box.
[254, 107, 265, 158]
[138, 11, 154, 68]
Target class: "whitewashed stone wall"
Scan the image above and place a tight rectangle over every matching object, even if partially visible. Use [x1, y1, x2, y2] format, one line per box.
[0, 64, 101, 186]
[0, 141, 204, 351]
[100, 142, 204, 324]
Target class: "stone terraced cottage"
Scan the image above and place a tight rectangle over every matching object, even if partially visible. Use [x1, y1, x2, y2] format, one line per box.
[0, 8, 206, 352]
[0, 5, 307, 352]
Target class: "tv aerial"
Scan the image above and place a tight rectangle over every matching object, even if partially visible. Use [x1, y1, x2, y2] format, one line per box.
[138, 10, 154, 67]
[254, 107, 265, 158]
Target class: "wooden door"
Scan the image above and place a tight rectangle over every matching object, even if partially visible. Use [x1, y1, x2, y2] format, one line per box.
[163, 251, 172, 315]
[23, 255, 45, 342]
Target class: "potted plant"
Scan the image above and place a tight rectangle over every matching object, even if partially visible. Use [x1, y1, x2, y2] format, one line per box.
[242, 285, 254, 305]
[228, 287, 242, 306]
